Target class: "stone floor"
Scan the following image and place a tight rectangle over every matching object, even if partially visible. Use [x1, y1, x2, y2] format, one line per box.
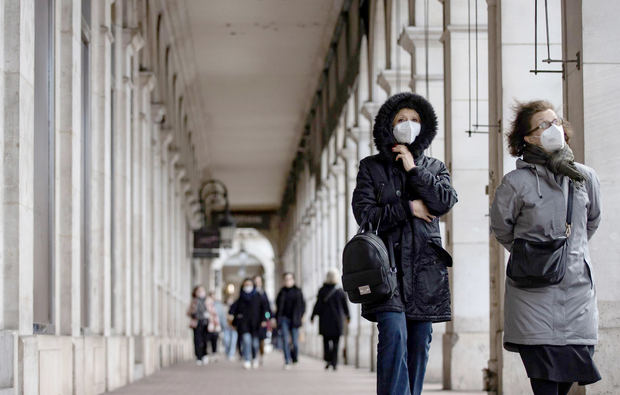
[104, 351, 485, 395]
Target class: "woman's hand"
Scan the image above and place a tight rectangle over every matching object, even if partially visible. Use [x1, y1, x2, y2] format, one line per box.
[409, 199, 436, 223]
[392, 145, 416, 171]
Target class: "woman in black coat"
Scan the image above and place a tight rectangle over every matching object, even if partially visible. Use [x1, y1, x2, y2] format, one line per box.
[311, 269, 350, 370]
[351, 93, 457, 395]
[229, 278, 267, 369]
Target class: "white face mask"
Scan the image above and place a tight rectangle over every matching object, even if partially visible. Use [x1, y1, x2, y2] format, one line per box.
[540, 124, 565, 152]
[243, 286, 254, 294]
[393, 121, 421, 145]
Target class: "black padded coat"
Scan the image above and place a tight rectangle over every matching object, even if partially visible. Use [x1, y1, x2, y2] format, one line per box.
[351, 93, 458, 322]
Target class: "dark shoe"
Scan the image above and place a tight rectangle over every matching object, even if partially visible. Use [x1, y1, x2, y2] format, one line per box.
[325, 363, 330, 370]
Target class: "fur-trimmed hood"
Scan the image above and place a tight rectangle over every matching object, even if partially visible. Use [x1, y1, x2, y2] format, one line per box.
[373, 92, 438, 161]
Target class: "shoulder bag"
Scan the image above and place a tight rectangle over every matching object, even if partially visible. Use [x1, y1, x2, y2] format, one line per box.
[506, 180, 574, 288]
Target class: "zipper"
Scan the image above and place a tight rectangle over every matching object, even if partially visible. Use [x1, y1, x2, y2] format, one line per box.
[374, 183, 386, 233]
[377, 182, 385, 204]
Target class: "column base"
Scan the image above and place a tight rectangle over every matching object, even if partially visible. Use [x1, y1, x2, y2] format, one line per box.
[5, 333, 192, 395]
[443, 331, 489, 390]
[589, 326, 620, 394]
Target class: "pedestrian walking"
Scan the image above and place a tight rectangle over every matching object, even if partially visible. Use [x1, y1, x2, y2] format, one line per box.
[311, 268, 350, 371]
[222, 295, 239, 361]
[253, 275, 272, 365]
[229, 278, 268, 370]
[275, 272, 306, 370]
[187, 285, 210, 366]
[490, 100, 602, 395]
[205, 291, 222, 360]
[350, 92, 457, 395]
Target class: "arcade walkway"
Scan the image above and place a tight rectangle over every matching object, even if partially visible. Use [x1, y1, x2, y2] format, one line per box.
[105, 352, 483, 395]
[2, 0, 619, 394]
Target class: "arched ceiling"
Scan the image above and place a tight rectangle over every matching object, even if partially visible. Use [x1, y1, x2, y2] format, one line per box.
[182, 0, 345, 210]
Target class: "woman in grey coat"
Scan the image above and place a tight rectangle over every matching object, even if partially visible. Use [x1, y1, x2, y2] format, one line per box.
[490, 100, 602, 395]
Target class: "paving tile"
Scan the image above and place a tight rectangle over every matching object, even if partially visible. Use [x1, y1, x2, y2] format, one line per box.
[104, 352, 484, 395]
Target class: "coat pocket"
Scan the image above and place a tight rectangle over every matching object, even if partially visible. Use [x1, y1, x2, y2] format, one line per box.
[415, 241, 451, 306]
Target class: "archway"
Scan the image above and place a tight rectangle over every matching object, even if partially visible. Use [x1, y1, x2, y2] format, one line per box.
[209, 228, 277, 302]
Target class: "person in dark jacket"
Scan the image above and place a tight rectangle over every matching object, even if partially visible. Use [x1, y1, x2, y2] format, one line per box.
[253, 275, 272, 365]
[311, 268, 350, 371]
[229, 278, 267, 370]
[352, 92, 457, 395]
[275, 272, 306, 369]
[187, 285, 209, 366]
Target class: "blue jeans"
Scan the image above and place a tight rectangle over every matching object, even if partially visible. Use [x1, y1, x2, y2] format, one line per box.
[241, 332, 259, 362]
[279, 317, 299, 365]
[376, 312, 432, 395]
[223, 328, 238, 359]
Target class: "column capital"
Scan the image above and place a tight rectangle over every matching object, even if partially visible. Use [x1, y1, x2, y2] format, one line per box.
[169, 151, 180, 167]
[361, 101, 382, 123]
[124, 28, 145, 52]
[100, 25, 114, 43]
[398, 26, 443, 55]
[174, 164, 186, 180]
[348, 126, 368, 142]
[339, 138, 357, 160]
[330, 160, 346, 176]
[151, 102, 166, 123]
[161, 126, 174, 148]
[139, 71, 156, 92]
[377, 69, 412, 97]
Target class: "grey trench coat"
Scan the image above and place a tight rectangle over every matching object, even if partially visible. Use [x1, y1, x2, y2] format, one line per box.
[490, 159, 601, 349]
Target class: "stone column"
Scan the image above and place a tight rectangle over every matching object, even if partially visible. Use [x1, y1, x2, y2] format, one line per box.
[341, 128, 362, 367]
[319, 185, 330, 280]
[347, 120, 376, 371]
[54, 0, 83, 338]
[139, 72, 155, 337]
[168, 151, 179, 338]
[151, 105, 165, 337]
[90, 0, 113, 336]
[442, 0, 490, 390]
[561, 1, 620, 394]
[159, 129, 172, 338]
[333, 160, 347, 271]
[328, 169, 340, 271]
[111, 15, 128, 337]
[1, 3, 35, 391]
[378, 0, 411, 96]
[486, 0, 564, 392]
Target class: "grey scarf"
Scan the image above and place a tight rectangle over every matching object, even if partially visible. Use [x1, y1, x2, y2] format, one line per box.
[523, 144, 586, 183]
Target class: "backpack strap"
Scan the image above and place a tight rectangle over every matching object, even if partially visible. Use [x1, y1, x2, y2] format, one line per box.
[359, 182, 385, 235]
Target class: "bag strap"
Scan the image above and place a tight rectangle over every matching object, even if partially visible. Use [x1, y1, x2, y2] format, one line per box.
[359, 182, 386, 235]
[565, 180, 574, 237]
[323, 287, 339, 303]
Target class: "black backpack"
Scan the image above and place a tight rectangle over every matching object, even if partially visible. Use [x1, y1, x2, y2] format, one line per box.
[341, 184, 398, 304]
